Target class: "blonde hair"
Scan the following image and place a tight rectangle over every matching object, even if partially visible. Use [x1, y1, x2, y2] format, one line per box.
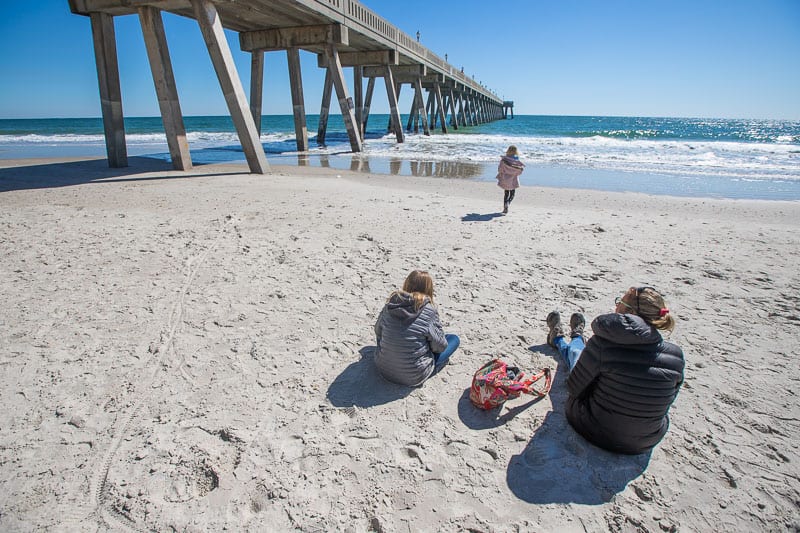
[396, 269, 435, 310]
[506, 145, 518, 157]
[635, 287, 675, 332]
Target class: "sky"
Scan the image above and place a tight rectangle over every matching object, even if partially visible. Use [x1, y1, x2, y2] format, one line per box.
[0, 0, 798, 120]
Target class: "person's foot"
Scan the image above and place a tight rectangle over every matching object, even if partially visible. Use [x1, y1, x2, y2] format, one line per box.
[546, 311, 566, 348]
[569, 313, 586, 339]
[503, 203, 509, 214]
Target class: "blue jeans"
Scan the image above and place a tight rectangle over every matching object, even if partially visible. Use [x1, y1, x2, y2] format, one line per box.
[554, 335, 585, 372]
[433, 334, 460, 369]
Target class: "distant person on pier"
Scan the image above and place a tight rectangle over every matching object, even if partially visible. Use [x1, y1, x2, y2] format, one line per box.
[373, 270, 460, 387]
[496, 145, 525, 214]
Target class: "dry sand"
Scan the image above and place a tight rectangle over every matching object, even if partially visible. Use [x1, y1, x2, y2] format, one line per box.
[1, 157, 798, 532]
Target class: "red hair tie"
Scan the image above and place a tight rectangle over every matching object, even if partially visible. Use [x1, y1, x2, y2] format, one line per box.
[659, 308, 669, 317]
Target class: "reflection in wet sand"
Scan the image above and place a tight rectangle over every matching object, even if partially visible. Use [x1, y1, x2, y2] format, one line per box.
[300, 153, 493, 181]
[397, 158, 485, 179]
[350, 157, 371, 173]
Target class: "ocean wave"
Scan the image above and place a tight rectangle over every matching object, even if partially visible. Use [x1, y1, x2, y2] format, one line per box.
[346, 133, 800, 180]
[2, 126, 798, 182]
[0, 131, 298, 145]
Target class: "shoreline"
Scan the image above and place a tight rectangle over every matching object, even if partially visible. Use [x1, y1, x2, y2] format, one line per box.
[1, 157, 799, 530]
[2, 151, 799, 201]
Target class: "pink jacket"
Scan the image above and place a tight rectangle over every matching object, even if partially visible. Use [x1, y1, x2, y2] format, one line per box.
[496, 155, 524, 190]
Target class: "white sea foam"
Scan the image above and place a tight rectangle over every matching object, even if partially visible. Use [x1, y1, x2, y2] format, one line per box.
[328, 133, 800, 181]
[0, 131, 295, 145]
[2, 129, 798, 182]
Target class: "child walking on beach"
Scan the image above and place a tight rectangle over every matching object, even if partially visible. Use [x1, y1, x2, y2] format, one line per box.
[373, 270, 460, 387]
[496, 145, 525, 214]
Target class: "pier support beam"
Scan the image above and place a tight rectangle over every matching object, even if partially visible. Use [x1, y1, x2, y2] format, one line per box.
[287, 47, 309, 151]
[433, 83, 447, 133]
[317, 69, 333, 145]
[425, 91, 434, 129]
[407, 92, 416, 132]
[383, 66, 404, 142]
[458, 92, 468, 126]
[249, 50, 264, 136]
[89, 12, 127, 168]
[413, 77, 430, 135]
[324, 44, 362, 152]
[138, 6, 191, 170]
[447, 87, 458, 130]
[191, 0, 268, 174]
[362, 76, 375, 135]
[353, 66, 363, 139]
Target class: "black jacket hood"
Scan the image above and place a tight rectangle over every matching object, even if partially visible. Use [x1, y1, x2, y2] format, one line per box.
[591, 313, 663, 346]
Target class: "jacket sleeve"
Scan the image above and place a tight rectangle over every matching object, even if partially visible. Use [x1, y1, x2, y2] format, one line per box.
[374, 306, 385, 343]
[496, 160, 505, 177]
[426, 308, 448, 353]
[567, 337, 601, 398]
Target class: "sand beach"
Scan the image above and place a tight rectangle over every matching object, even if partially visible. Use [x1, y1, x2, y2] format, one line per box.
[1, 157, 798, 532]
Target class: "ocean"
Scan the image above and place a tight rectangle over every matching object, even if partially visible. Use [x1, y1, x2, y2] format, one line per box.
[1, 115, 799, 200]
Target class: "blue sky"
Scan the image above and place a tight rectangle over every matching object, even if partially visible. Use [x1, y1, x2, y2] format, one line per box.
[0, 0, 798, 119]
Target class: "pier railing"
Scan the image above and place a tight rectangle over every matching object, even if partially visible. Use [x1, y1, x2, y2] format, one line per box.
[307, 0, 497, 99]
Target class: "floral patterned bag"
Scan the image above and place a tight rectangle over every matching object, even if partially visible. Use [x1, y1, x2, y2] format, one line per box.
[469, 359, 553, 410]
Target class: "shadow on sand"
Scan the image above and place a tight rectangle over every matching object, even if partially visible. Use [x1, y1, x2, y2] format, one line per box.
[461, 212, 505, 222]
[505, 345, 651, 504]
[506, 411, 651, 504]
[456, 388, 549, 430]
[0, 156, 244, 193]
[326, 346, 413, 408]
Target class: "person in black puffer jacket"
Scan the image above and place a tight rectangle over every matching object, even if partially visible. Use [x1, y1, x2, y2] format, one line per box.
[374, 270, 460, 387]
[545, 286, 685, 455]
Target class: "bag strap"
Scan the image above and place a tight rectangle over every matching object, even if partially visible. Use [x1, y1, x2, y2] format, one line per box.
[518, 367, 553, 397]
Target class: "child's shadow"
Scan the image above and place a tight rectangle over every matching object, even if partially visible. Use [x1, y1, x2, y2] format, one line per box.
[326, 346, 413, 408]
[461, 212, 505, 222]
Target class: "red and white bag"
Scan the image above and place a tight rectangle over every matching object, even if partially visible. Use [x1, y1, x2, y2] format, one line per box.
[469, 359, 553, 410]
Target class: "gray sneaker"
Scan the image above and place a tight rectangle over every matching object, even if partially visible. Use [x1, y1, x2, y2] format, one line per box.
[569, 313, 586, 339]
[546, 311, 566, 348]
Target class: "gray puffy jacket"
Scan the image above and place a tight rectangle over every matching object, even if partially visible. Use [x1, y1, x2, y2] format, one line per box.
[374, 292, 448, 386]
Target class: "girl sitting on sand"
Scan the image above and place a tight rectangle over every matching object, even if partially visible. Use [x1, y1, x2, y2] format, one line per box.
[496, 145, 525, 214]
[545, 286, 685, 454]
[374, 270, 460, 387]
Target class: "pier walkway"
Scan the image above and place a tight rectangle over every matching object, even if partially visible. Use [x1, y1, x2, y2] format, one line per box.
[69, 0, 512, 173]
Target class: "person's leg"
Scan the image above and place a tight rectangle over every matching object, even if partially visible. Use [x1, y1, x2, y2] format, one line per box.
[553, 335, 571, 366]
[503, 191, 511, 213]
[508, 189, 516, 203]
[564, 335, 585, 371]
[433, 334, 460, 369]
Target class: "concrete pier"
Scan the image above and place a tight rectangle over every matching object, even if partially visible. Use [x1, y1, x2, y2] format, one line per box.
[69, 0, 512, 173]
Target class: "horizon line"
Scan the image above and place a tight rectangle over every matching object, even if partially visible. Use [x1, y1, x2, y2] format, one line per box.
[2, 113, 798, 122]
